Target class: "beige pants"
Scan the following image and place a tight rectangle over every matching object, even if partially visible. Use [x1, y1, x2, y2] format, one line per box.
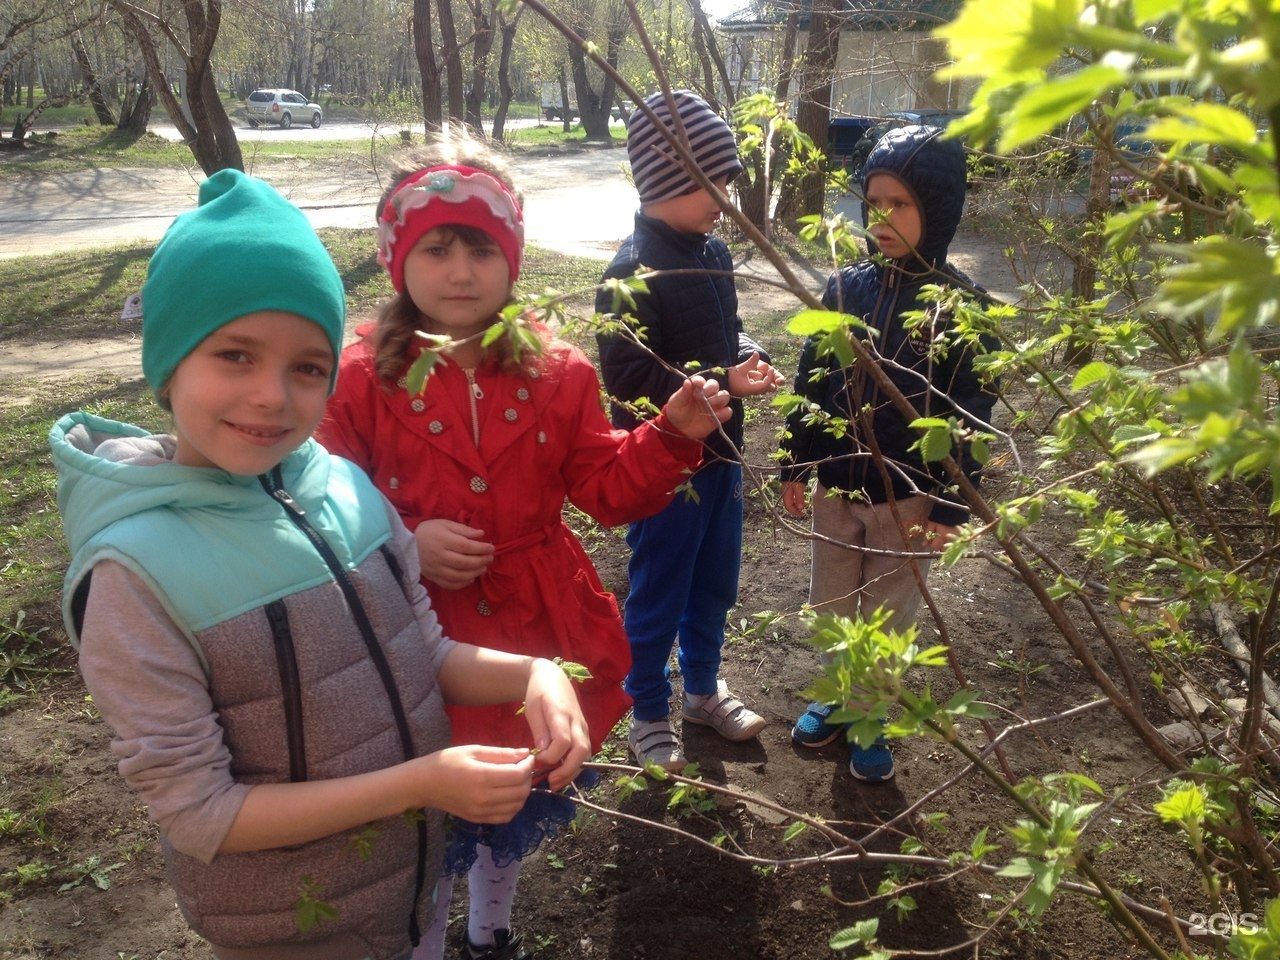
[808, 483, 934, 639]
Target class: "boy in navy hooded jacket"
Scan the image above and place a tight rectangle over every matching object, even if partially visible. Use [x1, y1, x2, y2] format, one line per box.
[779, 125, 997, 782]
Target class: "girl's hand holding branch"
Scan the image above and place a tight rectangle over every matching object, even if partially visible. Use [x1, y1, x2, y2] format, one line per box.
[520, 657, 591, 791]
[664, 374, 732, 440]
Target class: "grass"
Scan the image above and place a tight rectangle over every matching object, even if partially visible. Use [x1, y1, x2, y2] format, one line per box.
[1, 98, 604, 180]
[0, 126, 403, 178]
[506, 122, 625, 148]
[0, 233, 605, 710]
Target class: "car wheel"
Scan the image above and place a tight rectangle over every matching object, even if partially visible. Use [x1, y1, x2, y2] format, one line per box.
[280, 112, 293, 129]
[248, 119, 259, 128]
[310, 112, 321, 128]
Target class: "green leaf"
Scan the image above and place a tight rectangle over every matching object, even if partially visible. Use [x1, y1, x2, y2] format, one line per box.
[829, 918, 880, 949]
[786, 308, 864, 336]
[935, 0, 1081, 77]
[1156, 236, 1280, 336]
[916, 421, 954, 463]
[1000, 64, 1127, 150]
[1154, 784, 1206, 824]
[1144, 102, 1262, 152]
[404, 348, 443, 397]
[1071, 361, 1114, 391]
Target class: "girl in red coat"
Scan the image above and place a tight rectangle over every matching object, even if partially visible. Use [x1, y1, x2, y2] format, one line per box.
[317, 140, 731, 960]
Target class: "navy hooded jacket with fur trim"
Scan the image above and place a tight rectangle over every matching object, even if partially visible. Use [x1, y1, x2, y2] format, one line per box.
[779, 124, 997, 527]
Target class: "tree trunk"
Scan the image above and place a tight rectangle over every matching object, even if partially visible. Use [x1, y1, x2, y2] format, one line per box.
[413, 0, 443, 130]
[435, 0, 464, 124]
[118, 69, 155, 136]
[111, 0, 242, 175]
[566, 7, 624, 143]
[738, 11, 798, 231]
[782, 0, 839, 226]
[1063, 141, 1112, 366]
[489, 7, 523, 142]
[463, 0, 495, 136]
[689, 3, 733, 113]
[554, 63, 573, 132]
[71, 29, 116, 125]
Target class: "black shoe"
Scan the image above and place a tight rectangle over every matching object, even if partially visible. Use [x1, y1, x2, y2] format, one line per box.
[461, 928, 534, 960]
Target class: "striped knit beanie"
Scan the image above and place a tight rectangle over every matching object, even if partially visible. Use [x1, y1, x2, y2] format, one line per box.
[627, 90, 744, 205]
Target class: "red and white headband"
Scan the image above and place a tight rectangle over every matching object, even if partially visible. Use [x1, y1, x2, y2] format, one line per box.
[377, 164, 524, 292]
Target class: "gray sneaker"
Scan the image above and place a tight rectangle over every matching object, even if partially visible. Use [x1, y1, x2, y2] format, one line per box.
[682, 680, 766, 742]
[628, 717, 686, 772]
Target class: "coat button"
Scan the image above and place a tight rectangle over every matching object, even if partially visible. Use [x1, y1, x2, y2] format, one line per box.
[429, 420, 444, 434]
[389, 477, 399, 490]
[411, 398, 425, 413]
[504, 408, 518, 422]
[528, 368, 541, 379]
[537, 431, 547, 444]
[476, 599, 492, 616]
[470, 476, 488, 493]
[516, 387, 530, 401]
[397, 376, 408, 389]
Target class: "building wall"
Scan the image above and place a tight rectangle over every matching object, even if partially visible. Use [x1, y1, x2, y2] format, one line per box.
[718, 24, 976, 119]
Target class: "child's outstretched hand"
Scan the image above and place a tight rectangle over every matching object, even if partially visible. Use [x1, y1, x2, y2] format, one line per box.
[414, 519, 495, 590]
[520, 659, 591, 792]
[664, 375, 732, 441]
[728, 352, 785, 397]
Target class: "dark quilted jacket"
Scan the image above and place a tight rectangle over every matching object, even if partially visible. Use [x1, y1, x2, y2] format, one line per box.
[779, 125, 997, 527]
[596, 212, 768, 461]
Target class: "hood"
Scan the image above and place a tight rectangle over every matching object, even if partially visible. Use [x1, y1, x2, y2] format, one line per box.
[861, 124, 967, 268]
[50, 411, 331, 559]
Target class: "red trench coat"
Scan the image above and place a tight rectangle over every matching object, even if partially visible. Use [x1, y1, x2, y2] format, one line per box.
[317, 324, 703, 753]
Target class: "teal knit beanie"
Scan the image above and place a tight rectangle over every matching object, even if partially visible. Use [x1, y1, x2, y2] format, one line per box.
[141, 169, 346, 396]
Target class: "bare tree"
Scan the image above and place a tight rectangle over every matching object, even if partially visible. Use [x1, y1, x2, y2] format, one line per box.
[110, 0, 242, 174]
[436, 0, 464, 123]
[462, 0, 495, 135]
[413, 0, 443, 129]
[70, 12, 117, 126]
[565, 0, 624, 142]
[489, 3, 525, 141]
[784, 0, 839, 222]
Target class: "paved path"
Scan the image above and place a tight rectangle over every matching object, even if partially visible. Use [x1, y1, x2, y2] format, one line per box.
[0, 148, 637, 262]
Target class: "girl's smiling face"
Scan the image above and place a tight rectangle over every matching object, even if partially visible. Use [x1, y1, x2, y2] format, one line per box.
[165, 310, 334, 475]
[865, 172, 923, 259]
[402, 226, 512, 343]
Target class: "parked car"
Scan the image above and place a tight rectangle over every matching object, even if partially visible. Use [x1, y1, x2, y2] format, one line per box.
[1107, 128, 1161, 204]
[245, 89, 323, 129]
[845, 108, 967, 177]
[611, 99, 635, 122]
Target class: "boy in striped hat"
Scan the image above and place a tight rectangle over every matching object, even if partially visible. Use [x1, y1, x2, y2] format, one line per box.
[596, 89, 785, 772]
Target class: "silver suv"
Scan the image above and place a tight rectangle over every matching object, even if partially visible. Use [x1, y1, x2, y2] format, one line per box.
[245, 89, 322, 129]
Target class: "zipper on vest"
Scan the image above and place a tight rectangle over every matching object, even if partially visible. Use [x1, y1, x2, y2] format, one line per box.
[258, 467, 428, 943]
[258, 469, 419, 760]
[464, 368, 483, 448]
[265, 600, 308, 783]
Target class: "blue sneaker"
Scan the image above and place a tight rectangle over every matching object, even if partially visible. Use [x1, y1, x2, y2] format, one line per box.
[791, 702, 844, 748]
[849, 735, 895, 782]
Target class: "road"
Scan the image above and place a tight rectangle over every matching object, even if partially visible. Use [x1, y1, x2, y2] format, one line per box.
[0, 130, 637, 263]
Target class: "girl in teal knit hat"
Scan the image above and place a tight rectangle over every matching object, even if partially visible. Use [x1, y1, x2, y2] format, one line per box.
[50, 168, 590, 960]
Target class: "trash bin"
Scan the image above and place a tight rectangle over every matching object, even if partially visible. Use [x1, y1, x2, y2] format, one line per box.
[828, 117, 876, 159]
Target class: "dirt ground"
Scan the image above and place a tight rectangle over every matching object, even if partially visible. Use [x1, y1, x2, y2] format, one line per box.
[0, 201, 1199, 960]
